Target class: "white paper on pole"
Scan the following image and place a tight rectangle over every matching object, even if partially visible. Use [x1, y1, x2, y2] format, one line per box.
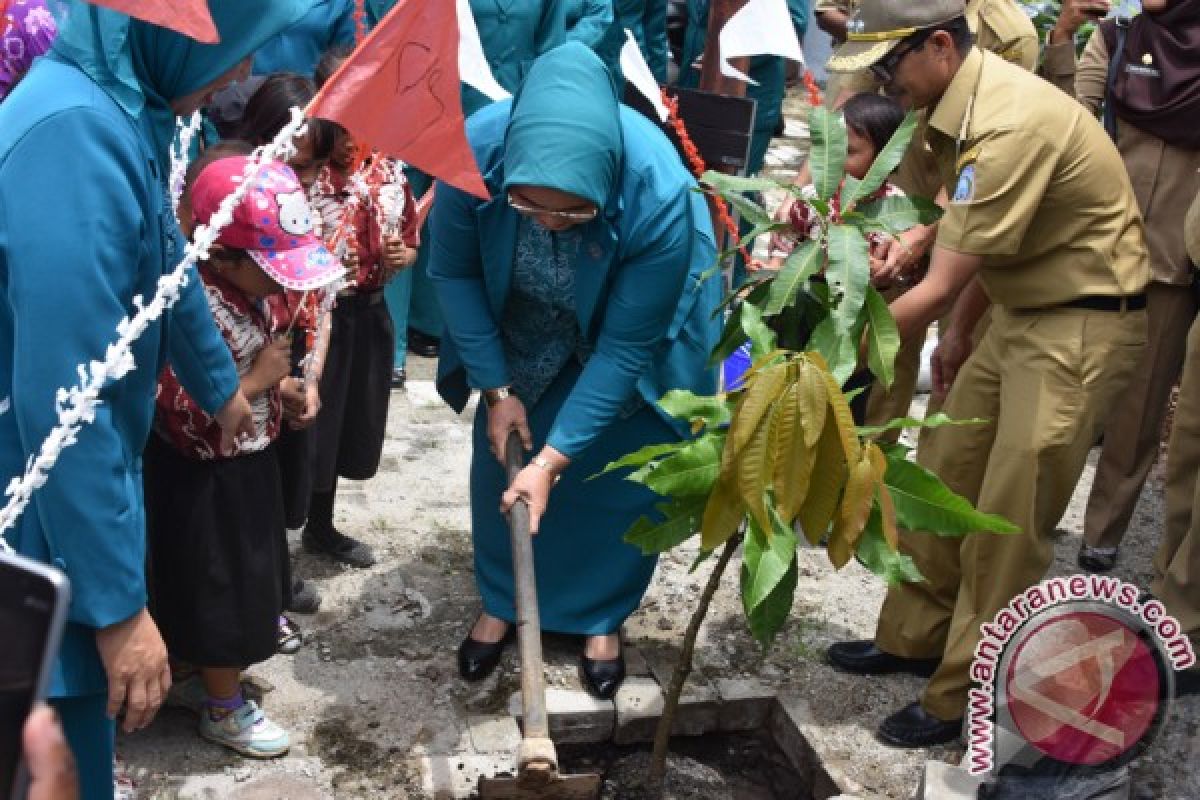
[719, 0, 806, 85]
[619, 29, 668, 122]
[457, 0, 510, 101]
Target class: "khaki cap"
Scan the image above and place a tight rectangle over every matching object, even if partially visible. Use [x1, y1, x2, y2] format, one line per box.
[1187, 190, 1200, 267]
[827, 0, 967, 73]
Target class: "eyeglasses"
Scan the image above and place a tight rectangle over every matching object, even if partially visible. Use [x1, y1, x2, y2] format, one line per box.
[507, 192, 598, 223]
[869, 30, 933, 84]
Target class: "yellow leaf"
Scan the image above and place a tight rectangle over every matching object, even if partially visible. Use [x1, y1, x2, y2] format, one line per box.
[729, 362, 789, 455]
[878, 484, 899, 550]
[772, 383, 817, 524]
[797, 416, 848, 545]
[810, 352, 861, 465]
[701, 476, 746, 550]
[827, 525, 854, 568]
[834, 451, 877, 551]
[737, 412, 776, 533]
[796, 360, 827, 449]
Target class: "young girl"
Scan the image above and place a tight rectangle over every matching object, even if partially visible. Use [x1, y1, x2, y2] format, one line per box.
[239, 72, 341, 627]
[304, 47, 420, 569]
[767, 92, 909, 276]
[146, 155, 342, 758]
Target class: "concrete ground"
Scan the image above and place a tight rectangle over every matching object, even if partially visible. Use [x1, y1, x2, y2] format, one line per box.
[116, 93, 1200, 799]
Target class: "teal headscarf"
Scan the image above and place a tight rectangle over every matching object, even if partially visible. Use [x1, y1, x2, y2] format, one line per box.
[51, 0, 314, 160]
[503, 41, 621, 210]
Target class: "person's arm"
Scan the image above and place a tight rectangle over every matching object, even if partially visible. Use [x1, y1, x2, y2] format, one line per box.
[886, 246, 983, 344]
[1042, 2, 1109, 113]
[427, 181, 510, 392]
[566, 0, 616, 50]
[815, 8, 850, 41]
[641, 0, 670, 83]
[929, 275, 991, 397]
[535, 0, 572, 56]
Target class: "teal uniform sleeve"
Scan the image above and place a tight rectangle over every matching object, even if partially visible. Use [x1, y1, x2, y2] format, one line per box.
[427, 183, 511, 392]
[641, 0, 669, 82]
[546, 188, 694, 458]
[0, 110, 153, 629]
[567, 0, 625, 80]
[535, 0, 572, 57]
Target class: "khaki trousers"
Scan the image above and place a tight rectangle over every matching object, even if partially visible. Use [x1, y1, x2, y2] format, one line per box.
[1152, 315, 1200, 648]
[863, 320, 924, 433]
[1084, 282, 1199, 549]
[873, 305, 1146, 720]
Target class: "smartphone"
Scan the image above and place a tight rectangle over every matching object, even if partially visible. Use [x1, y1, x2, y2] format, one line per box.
[0, 550, 69, 800]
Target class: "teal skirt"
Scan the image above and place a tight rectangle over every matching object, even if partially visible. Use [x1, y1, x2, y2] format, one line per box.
[470, 362, 676, 635]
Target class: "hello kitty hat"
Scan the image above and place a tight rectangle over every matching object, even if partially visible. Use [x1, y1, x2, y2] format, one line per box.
[191, 156, 343, 292]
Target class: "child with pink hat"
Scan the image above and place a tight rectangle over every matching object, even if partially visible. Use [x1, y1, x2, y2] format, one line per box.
[144, 155, 342, 759]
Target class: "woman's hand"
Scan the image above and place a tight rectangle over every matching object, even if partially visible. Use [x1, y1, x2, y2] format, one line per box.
[486, 395, 532, 465]
[1052, 0, 1111, 43]
[243, 336, 292, 400]
[383, 235, 416, 275]
[930, 328, 973, 402]
[94, 608, 170, 733]
[871, 225, 934, 288]
[501, 463, 557, 534]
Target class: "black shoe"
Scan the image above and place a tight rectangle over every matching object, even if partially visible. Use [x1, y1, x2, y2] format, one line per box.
[407, 329, 440, 358]
[457, 625, 515, 682]
[302, 526, 376, 568]
[1078, 544, 1119, 573]
[390, 367, 406, 390]
[287, 578, 321, 614]
[580, 640, 625, 700]
[877, 702, 962, 748]
[827, 640, 941, 677]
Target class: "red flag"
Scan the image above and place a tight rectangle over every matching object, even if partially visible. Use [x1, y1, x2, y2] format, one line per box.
[309, 0, 489, 200]
[87, 0, 218, 43]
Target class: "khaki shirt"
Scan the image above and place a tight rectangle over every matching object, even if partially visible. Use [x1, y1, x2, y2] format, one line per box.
[928, 48, 1151, 308]
[1042, 34, 1200, 286]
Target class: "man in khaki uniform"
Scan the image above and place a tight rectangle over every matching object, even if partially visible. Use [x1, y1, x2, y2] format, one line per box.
[1154, 192, 1200, 695]
[823, 0, 1151, 747]
[1040, 0, 1200, 573]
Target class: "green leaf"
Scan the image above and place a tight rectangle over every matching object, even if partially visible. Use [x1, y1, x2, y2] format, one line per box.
[710, 306, 750, 368]
[847, 112, 919, 207]
[718, 188, 772, 229]
[766, 240, 823, 316]
[863, 286, 900, 390]
[855, 508, 924, 585]
[808, 106, 848, 201]
[624, 496, 706, 555]
[702, 170, 782, 195]
[594, 441, 688, 480]
[658, 390, 732, 429]
[885, 455, 1020, 536]
[744, 528, 799, 646]
[825, 225, 870, 334]
[857, 412, 987, 438]
[808, 315, 860, 387]
[645, 434, 724, 497]
[857, 195, 943, 236]
[740, 301, 777, 361]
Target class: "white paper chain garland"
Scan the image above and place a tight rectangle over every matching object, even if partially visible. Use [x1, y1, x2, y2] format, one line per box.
[169, 111, 204, 214]
[0, 107, 310, 552]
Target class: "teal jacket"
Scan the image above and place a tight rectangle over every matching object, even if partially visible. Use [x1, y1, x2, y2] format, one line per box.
[253, 0, 357, 76]
[618, 0, 669, 82]
[565, 0, 624, 80]
[0, 57, 240, 697]
[677, 0, 808, 171]
[429, 100, 722, 457]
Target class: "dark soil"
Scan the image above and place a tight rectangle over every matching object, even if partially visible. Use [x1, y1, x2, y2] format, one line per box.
[558, 730, 811, 800]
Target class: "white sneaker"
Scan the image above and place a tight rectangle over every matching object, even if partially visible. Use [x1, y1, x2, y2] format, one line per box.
[199, 700, 290, 759]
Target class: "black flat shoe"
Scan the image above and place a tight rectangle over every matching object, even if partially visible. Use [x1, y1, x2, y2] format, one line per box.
[580, 647, 626, 700]
[827, 640, 941, 677]
[457, 626, 515, 682]
[407, 329, 440, 358]
[1077, 544, 1119, 573]
[877, 701, 962, 748]
[302, 526, 376, 568]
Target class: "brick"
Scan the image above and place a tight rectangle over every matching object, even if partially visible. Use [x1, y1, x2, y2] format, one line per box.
[917, 761, 986, 800]
[613, 677, 665, 745]
[416, 754, 513, 799]
[715, 677, 775, 732]
[466, 714, 521, 755]
[508, 688, 614, 744]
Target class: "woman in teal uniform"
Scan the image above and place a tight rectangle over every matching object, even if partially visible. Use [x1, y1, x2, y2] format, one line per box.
[253, 0, 357, 77]
[619, 0, 670, 82]
[0, 2, 310, 796]
[430, 42, 721, 699]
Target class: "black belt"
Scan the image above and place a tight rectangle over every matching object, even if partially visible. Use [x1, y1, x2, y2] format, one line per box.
[1022, 293, 1147, 313]
[336, 288, 386, 306]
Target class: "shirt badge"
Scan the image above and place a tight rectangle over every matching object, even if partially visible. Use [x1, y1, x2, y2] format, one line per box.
[952, 165, 976, 204]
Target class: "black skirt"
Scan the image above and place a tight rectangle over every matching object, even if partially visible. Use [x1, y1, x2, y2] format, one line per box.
[312, 292, 395, 492]
[144, 435, 285, 668]
[276, 425, 313, 530]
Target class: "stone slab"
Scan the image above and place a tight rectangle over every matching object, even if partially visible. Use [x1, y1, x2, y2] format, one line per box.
[915, 761, 986, 800]
[614, 677, 666, 745]
[771, 694, 853, 800]
[715, 677, 775, 732]
[508, 688, 614, 744]
[646, 651, 720, 736]
[417, 755, 513, 799]
[466, 714, 522, 755]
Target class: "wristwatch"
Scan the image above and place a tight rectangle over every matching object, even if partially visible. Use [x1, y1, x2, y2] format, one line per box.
[483, 386, 513, 407]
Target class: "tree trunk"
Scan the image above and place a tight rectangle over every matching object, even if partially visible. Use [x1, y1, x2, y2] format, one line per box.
[645, 535, 742, 797]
